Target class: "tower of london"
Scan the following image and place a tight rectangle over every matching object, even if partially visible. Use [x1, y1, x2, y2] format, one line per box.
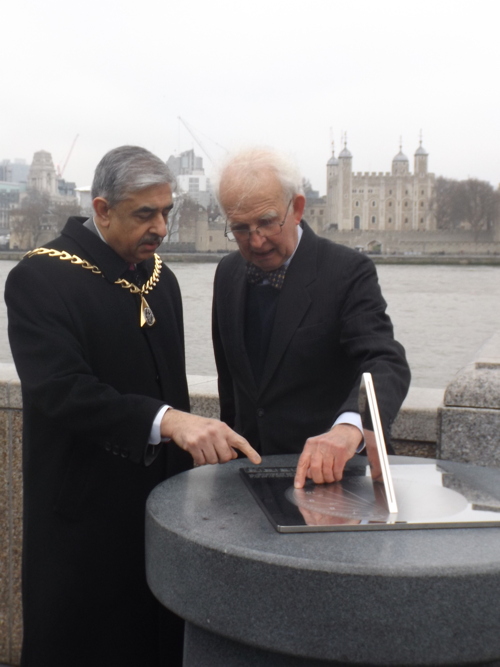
[325, 141, 435, 232]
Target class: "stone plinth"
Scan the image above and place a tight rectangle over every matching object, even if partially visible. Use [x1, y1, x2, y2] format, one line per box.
[146, 454, 500, 666]
[439, 332, 500, 466]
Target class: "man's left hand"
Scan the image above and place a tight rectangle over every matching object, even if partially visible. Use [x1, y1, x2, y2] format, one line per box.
[294, 424, 362, 489]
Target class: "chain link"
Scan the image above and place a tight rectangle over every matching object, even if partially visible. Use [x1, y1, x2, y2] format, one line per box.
[24, 247, 162, 296]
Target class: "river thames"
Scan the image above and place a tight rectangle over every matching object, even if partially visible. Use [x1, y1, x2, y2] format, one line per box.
[1, 260, 499, 390]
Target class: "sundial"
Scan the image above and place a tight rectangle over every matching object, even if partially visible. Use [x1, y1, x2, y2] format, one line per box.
[240, 373, 500, 532]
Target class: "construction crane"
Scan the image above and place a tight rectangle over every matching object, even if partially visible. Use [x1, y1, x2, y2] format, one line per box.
[177, 117, 227, 166]
[57, 134, 79, 178]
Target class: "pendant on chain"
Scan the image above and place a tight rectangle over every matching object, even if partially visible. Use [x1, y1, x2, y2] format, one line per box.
[140, 295, 156, 327]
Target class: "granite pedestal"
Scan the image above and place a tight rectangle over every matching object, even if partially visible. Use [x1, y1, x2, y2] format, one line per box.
[146, 454, 500, 666]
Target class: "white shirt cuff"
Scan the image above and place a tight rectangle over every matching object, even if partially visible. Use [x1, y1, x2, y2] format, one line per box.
[333, 411, 365, 453]
[149, 405, 171, 444]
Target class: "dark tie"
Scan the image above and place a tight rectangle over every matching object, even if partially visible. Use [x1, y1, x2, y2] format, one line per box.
[246, 263, 287, 290]
[122, 263, 144, 287]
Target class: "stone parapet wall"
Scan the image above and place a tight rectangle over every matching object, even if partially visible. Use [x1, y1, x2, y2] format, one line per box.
[0, 366, 443, 666]
[0, 364, 22, 667]
[438, 331, 500, 466]
[392, 387, 443, 458]
[321, 228, 500, 255]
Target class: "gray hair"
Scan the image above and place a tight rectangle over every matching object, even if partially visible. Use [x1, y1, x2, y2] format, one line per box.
[215, 147, 304, 213]
[91, 146, 175, 207]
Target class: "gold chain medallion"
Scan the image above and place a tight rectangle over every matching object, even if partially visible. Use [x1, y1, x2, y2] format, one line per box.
[25, 248, 162, 327]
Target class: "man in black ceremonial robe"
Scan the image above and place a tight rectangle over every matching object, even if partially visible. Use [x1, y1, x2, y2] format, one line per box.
[5, 145, 260, 667]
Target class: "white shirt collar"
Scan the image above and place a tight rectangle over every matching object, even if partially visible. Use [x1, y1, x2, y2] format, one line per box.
[91, 216, 107, 244]
[283, 223, 303, 268]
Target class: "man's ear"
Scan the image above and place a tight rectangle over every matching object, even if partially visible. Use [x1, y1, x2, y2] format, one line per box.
[293, 194, 306, 223]
[93, 197, 111, 228]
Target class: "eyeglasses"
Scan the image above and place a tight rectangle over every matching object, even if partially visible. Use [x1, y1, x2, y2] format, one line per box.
[224, 199, 293, 242]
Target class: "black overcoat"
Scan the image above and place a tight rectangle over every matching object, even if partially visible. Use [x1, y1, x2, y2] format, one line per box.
[5, 217, 191, 666]
[212, 221, 411, 454]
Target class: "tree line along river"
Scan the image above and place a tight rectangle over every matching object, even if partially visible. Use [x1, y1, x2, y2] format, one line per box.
[0, 260, 499, 390]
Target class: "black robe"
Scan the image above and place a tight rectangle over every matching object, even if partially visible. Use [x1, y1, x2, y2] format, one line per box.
[5, 217, 191, 667]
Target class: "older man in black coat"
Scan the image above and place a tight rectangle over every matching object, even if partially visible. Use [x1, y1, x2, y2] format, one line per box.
[212, 148, 410, 489]
[6, 146, 259, 667]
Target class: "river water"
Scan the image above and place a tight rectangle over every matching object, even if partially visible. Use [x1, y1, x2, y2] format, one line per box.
[1, 260, 499, 389]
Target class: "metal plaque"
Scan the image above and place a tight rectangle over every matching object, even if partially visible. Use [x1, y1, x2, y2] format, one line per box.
[240, 373, 500, 532]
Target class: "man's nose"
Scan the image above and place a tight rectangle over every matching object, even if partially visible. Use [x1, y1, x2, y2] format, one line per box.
[151, 213, 168, 237]
[248, 230, 267, 248]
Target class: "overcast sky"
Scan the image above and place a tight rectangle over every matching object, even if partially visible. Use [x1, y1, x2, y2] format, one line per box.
[2, 0, 499, 194]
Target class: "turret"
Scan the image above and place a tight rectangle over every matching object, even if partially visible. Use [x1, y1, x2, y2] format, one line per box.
[326, 144, 340, 229]
[338, 139, 353, 229]
[414, 140, 428, 176]
[392, 144, 409, 176]
[339, 145, 353, 161]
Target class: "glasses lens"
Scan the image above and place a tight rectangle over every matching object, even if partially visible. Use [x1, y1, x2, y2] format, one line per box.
[257, 220, 281, 237]
[227, 213, 286, 240]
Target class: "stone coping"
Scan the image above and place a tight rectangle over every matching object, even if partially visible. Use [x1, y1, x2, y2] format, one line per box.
[475, 330, 500, 367]
[444, 331, 500, 409]
[0, 364, 22, 411]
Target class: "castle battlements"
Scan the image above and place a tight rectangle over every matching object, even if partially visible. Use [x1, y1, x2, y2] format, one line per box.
[326, 140, 434, 232]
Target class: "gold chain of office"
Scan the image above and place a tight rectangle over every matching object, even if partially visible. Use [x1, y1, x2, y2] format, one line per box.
[24, 247, 162, 328]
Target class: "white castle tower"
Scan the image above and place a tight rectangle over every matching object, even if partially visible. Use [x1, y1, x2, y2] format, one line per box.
[325, 136, 435, 232]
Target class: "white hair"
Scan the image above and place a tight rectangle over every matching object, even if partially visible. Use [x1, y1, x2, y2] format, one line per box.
[214, 147, 304, 213]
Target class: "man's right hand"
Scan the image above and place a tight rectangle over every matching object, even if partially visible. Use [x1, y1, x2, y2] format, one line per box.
[161, 409, 261, 466]
[294, 423, 362, 489]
